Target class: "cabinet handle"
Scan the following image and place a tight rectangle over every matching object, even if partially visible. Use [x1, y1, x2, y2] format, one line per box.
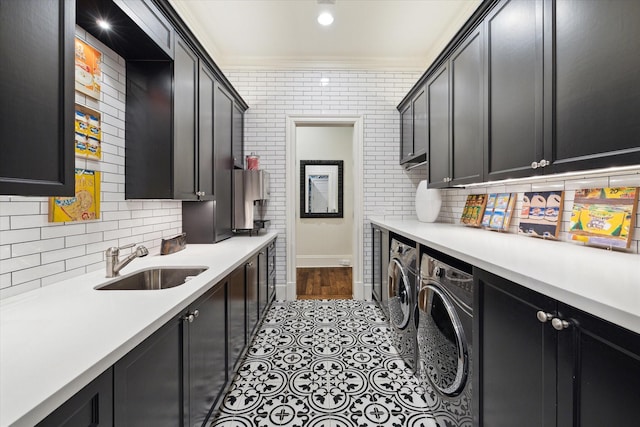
[259, 251, 265, 256]
[551, 318, 570, 331]
[183, 310, 199, 323]
[538, 159, 549, 168]
[536, 311, 553, 323]
[193, 309, 199, 318]
[247, 262, 254, 267]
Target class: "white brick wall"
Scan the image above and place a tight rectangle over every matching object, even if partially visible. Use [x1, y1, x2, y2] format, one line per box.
[225, 69, 424, 290]
[0, 27, 182, 299]
[436, 167, 640, 254]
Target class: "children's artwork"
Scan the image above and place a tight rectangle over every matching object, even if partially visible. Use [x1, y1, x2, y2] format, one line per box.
[482, 193, 517, 231]
[74, 105, 101, 159]
[569, 187, 638, 249]
[460, 194, 487, 227]
[75, 38, 101, 99]
[49, 169, 100, 222]
[518, 191, 564, 239]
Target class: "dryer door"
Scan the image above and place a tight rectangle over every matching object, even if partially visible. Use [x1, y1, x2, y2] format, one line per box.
[417, 284, 468, 396]
[388, 258, 412, 330]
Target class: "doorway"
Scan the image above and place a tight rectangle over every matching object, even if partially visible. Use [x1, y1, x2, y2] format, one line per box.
[284, 116, 364, 301]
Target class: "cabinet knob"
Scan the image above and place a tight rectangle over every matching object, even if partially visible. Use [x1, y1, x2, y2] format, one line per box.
[536, 311, 553, 323]
[193, 309, 199, 318]
[247, 262, 254, 268]
[551, 317, 570, 331]
[538, 159, 549, 168]
[531, 161, 539, 169]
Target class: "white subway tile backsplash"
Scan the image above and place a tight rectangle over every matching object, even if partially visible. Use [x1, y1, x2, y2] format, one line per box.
[12, 262, 65, 285]
[66, 232, 104, 248]
[609, 173, 640, 188]
[66, 252, 103, 271]
[0, 245, 10, 260]
[42, 246, 86, 264]
[41, 224, 86, 239]
[1, 228, 41, 245]
[0, 202, 41, 216]
[11, 238, 65, 257]
[41, 268, 87, 287]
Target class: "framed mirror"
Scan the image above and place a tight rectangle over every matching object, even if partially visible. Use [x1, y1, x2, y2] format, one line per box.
[300, 160, 343, 218]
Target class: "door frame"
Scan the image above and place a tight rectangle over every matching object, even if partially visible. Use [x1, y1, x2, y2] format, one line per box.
[284, 115, 364, 301]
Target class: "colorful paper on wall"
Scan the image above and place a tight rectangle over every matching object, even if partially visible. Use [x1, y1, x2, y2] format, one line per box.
[75, 38, 101, 99]
[518, 191, 564, 239]
[569, 187, 638, 249]
[482, 193, 516, 231]
[74, 105, 101, 159]
[49, 169, 100, 222]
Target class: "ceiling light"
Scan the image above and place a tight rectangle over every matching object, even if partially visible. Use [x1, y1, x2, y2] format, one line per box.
[96, 19, 111, 30]
[317, 12, 334, 26]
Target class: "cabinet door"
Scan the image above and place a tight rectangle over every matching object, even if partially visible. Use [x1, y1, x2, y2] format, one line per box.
[485, 0, 544, 181]
[546, 0, 640, 172]
[450, 27, 484, 186]
[412, 88, 428, 159]
[427, 65, 450, 187]
[232, 104, 244, 169]
[258, 249, 268, 318]
[188, 283, 227, 427]
[198, 64, 215, 201]
[474, 268, 557, 427]
[246, 256, 259, 336]
[37, 368, 113, 427]
[0, 0, 74, 196]
[112, 0, 174, 58]
[399, 102, 413, 163]
[114, 316, 185, 427]
[556, 303, 640, 427]
[173, 36, 198, 200]
[213, 83, 234, 241]
[267, 242, 276, 304]
[227, 266, 246, 377]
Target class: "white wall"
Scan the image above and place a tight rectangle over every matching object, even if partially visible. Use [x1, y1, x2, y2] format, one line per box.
[296, 126, 353, 267]
[0, 27, 182, 299]
[225, 69, 424, 294]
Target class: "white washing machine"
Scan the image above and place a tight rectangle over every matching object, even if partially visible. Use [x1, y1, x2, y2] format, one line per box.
[417, 250, 473, 426]
[387, 236, 418, 373]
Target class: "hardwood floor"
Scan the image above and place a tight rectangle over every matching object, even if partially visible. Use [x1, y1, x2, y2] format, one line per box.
[296, 267, 352, 300]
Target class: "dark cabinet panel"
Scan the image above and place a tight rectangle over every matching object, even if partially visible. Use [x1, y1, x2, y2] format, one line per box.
[198, 64, 215, 201]
[233, 104, 244, 169]
[258, 249, 268, 317]
[114, 315, 184, 427]
[0, 0, 74, 196]
[267, 241, 276, 305]
[547, 0, 640, 172]
[427, 65, 450, 187]
[113, 0, 174, 58]
[485, 0, 543, 180]
[227, 266, 246, 377]
[474, 268, 557, 427]
[412, 88, 428, 159]
[188, 283, 227, 427]
[213, 83, 235, 241]
[400, 103, 413, 162]
[556, 303, 640, 427]
[246, 256, 259, 336]
[450, 27, 484, 185]
[173, 37, 199, 200]
[37, 368, 113, 427]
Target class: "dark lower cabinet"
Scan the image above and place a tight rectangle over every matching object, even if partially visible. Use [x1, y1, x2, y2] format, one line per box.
[227, 265, 246, 377]
[267, 241, 276, 305]
[114, 315, 185, 427]
[0, 0, 75, 196]
[246, 256, 259, 337]
[36, 368, 113, 427]
[474, 268, 640, 427]
[187, 283, 227, 427]
[258, 249, 268, 317]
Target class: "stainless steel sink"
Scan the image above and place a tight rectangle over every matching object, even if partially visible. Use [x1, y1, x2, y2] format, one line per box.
[96, 267, 208, 290]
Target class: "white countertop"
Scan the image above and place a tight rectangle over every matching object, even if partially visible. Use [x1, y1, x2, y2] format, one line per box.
[371, 218, 640, 335]
[0, 232, 277, 427]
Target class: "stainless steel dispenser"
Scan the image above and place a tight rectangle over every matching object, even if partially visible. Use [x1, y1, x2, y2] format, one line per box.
[233, 170, 270, 232]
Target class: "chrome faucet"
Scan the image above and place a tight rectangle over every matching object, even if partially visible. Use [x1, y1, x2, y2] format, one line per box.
[105, 243, 149, 278]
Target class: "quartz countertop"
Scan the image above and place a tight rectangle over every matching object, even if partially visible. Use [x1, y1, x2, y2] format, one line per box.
[370, 218, 640, 335]
[0, 232, 277, 427]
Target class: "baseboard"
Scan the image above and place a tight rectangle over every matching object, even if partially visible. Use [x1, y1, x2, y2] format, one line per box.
[296, 255, 353, 268]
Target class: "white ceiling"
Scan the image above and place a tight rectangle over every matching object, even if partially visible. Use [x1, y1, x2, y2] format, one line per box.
[168, 0, 481, 70]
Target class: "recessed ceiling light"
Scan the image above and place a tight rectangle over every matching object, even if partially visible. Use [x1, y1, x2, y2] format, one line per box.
[97, 19, 111, 30]
[317, 12, 334, 26]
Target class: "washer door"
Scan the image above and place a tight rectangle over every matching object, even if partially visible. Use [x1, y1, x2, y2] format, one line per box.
[388, 258, 411, 330]
[418, 284, 468, 396]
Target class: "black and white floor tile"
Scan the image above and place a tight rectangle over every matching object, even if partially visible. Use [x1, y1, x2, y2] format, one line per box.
[210, 300, 441, 427]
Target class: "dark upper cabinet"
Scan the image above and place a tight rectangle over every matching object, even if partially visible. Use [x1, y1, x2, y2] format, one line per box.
[474, 268, 640, 427]
[114, 314, 185, 427]
[556, 302, 640, 427]
[173, 36, 199, 201]
[36, 368, 113, 427]
[233, 103, 245, 169]
[484, 0, 544, 181]
[198, 64, 216, 201]
[0, 0, 75, 196]
[399, 87, 428, 165]
[187, 282, 227, 427]
[450, 26, 484, 186]
[246, 256, 259, 337]
[227, 265, 246, 377]
[112, 0, 174, 58]
[426, 65, 450, 188]
[544, 0, 640, 173]
[213, 83, 235, 241]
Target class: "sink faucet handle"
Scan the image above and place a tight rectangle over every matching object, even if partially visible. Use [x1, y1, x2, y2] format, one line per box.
[106, 243, 137, 257]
